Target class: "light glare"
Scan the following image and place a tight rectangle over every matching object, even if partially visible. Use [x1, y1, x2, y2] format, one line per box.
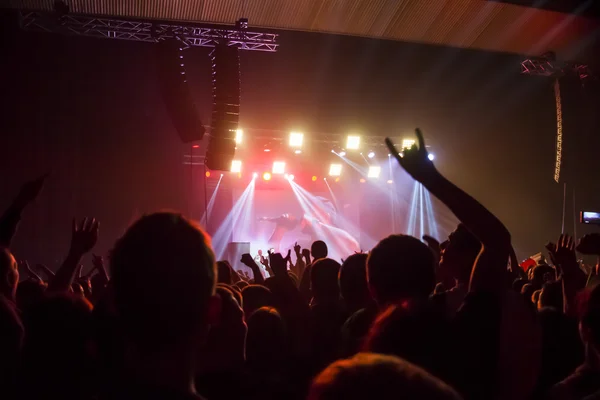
[329, 164, 342, 176]
[339, 151, 346, 157]
[368, 151, 375, 159]
[235, 129, 243, 144]
[428, 153, 435, 161]
[367, 166, 381, 178]
[272, 161, 286, 174]
[230, 160, 242, 173]
[263, 172, 272, 181]
[289, 132, 304, 148]
[402, 139, 416, 150]
[346, 135, 360, 150]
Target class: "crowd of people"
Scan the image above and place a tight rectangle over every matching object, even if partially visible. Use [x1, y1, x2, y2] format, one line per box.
[1, 129, 600, 400]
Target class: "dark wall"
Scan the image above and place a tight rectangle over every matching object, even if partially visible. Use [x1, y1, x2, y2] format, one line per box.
[0, 11, 599, 263]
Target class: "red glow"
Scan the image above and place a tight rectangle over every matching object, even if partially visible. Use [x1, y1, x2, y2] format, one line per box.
[312, 176, 317, 182]
[192, 144, 200, 148]
[205, 171, 211, 178]
[263, 172, 272, 181]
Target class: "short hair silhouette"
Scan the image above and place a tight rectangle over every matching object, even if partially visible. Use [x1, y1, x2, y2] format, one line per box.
[311, 240, 328, 260]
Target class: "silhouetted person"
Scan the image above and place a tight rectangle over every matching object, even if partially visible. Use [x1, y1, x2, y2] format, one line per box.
[107, 212, 219, 400]
[311, 240, 328, 261]
[241, 284, 275, 321]
[338, 253, 372, 315]
[308, 353, 462, 400]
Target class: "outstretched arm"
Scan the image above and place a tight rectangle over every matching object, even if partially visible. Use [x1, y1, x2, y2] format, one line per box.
[241, 254, 265, 285]
[0, 174, 48, 247]
[48, 218, 99, 293]
[386, 130, 511, 293]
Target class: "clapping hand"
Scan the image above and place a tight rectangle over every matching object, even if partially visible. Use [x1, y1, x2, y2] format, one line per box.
[386, 129, 437, 184]
[69, 218, 99, 257]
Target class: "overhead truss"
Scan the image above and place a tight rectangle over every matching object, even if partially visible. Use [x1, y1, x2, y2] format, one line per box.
[19, 11, 279, 52]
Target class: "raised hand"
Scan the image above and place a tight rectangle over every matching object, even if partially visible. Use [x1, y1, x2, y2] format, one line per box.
[240, 253, 255, 266]
[546, 234, 578, 275]
[577, 233, 600, 255]
[269, 252, 288, 277]
[15, 173, 49, 208]
[69, 218, 99, 256]
[294, 242, 301, 256]
[301, 248, 311, 260]
[385, 129, 437, 184]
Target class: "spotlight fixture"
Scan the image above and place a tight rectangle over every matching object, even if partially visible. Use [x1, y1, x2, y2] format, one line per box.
[346, 135, 360, 150]
[205, 171, 211, 178]
[329, 164, 342, 176]
[272, 161, 286, 174]
[288, 174, 295, 181]
[235, 129, 243, 144]
[289, 132, 304, 148]
[252, 172, 258, 179]
[295, 150, 302, 154]
[387, 179, 393, 184]
[428, 153, 435, 161]
[368, 151, 375, 159]
[401, 139, 416, 150]
[230, 160, 242, 173]
[263, 172, 272, 181]
[312, 176, 318, 182]
[339, 151, 346, 157]
[367, 166, 381, 178]
[335, 177, 340, 182]
[359, 178, 366, 183]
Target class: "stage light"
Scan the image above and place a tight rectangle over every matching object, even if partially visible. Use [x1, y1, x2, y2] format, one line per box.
[231, 160, 242, 173]
[272, 161, 286, 174]
[205, 171, 211, 178]
[329, 164, 342, 177]
[387, 179, 393, 184]
[428, 153, 435, 161]
[253, 172, 258, 179]
[368, 151, 375, 159]
[264, 148, 271, 152]
[263, 172, 272, 181]
[295, 150, 302, 154]
[237, 173, 242, 178]
[289, 132, 304, 148]
[360, 178, 366, 183]
[192, 144, 200, 149]
[235, 129, 243, 144]
[335, 177, 340, 182]
[221, 173, 224, 177]
[368, 166, 381, 178]
[339, 151, 346, 157]
[402, 139, 416, 150]
[288, 174, 295, 181]
[346, 135, 360, 150]
[312, 176, 317, 182]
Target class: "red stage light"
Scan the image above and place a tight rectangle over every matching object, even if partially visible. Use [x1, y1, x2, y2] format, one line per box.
[312, 176, 317, 182]
[359, 178, 366, 183]
[205, 171, 211, 178]
[263, 172, 272, 181]
[192, 144, 200, 148]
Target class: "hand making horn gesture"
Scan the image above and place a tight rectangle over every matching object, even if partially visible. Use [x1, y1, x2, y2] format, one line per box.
[385, 128, 437, 184]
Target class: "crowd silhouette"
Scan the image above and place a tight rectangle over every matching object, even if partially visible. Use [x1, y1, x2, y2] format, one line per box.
[1, 129, 600, 399]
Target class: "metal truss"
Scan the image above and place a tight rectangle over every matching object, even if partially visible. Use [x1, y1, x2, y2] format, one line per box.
[521, 57, 592, 81]
[19, 11, 279, 52]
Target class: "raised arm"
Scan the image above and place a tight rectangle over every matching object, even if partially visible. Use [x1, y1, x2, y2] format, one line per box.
[0, 174, 48, 247]
[386, 129, 511, 293]
[47, 218, 99, 293]
[240, 254, 265, 285]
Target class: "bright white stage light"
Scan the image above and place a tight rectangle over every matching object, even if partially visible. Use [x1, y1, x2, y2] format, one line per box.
[288, 174, 295, 181]
[272, 161, 286, 174]
[329, 164, 342, 177]
[428, 153, 435, 161]
[368, 151, 375, 159]
[339, 151, 346, 157]
[402, 139, 416, 150]
[289, 132, 304, 148]
[387, 180, 393, 184]
[230, 160, 242, 173]
[295, 150, 302, 154]
[368, 166, 381, 178]
[263, 172, 272, 181]
[235, 129, 243, 144]
[252, 172, 258, 179]
[346, 135, 360, 150]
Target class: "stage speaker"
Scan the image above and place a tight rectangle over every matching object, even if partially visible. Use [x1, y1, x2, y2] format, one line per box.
[227, 242, 250, 271]
[155, 38, 206, 143]
[205, 43, 240, 171]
